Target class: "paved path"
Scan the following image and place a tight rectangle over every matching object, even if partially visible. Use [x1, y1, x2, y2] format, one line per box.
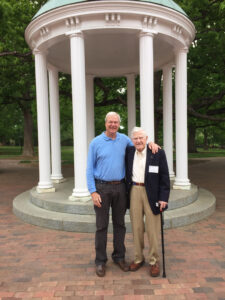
[0, 158, 225, 299]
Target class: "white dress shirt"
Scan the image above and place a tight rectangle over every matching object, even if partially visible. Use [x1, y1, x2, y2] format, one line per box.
[132, 147, 147, 183]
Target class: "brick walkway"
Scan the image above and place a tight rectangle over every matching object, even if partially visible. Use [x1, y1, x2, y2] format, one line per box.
[0, 158, 225, 300]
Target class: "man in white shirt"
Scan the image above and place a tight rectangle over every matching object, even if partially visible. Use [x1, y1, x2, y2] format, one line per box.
[125, 127, 170, 277]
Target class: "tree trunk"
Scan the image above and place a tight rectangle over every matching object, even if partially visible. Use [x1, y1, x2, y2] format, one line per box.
[22, 107, 34, 157]
[203, 129, 209, 150]
[188, 124, 197, 153]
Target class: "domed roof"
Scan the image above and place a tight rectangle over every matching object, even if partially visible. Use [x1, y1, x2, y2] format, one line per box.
[33, 0, 187, 19]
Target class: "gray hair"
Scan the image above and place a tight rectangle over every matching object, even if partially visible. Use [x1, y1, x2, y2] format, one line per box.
[105, 112, 121, 122]
[131, 126, 147, 138]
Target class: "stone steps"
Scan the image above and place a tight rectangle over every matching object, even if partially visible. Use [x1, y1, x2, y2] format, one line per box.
[29, 178, 198, 214]
[164, 188, 216, 229]
[13, 182, 216, 232]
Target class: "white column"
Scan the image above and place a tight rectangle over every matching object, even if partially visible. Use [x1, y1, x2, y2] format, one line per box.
[127, 74, 136, 137]
[48, 65, 64, 183]
[139, 31, 155, 142]
[33, 49, 55, 193]
[86, 75, 95, 145]
[173, 48, 191, 190]
[68, 31, 90, 200]
[163, 65, 175, 179]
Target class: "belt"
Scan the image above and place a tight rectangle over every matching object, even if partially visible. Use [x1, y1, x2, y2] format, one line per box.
[95, 179, 125, 185]
[132, 181, 145, 186]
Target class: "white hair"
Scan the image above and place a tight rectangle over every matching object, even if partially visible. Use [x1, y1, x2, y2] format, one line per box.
[105, 112, 121, 122]
[131, 126, 147, 138]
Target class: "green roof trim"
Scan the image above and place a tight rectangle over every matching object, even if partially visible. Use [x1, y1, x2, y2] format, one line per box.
[139, 0, 187, 15]
[33, 0, 187, 20]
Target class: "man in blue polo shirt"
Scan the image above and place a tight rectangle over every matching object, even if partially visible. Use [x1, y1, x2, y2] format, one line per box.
[86, 112, 158, 277]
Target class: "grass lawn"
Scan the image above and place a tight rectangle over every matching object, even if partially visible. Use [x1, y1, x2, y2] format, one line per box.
[188, 148, 225, 158]
[0, 146, 74, 163]
[0, 146, 25, 158]
[0, 146, 225, 163]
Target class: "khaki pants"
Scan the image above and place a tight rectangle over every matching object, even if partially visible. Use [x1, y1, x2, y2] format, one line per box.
[130, 185, 160, 265]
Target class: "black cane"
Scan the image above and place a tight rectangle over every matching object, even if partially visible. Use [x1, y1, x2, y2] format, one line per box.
[160, 210, 166, 278]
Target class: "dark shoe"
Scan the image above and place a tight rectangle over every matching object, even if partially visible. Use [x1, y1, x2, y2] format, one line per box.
[96, 264, 105, 277]
[114, 260, 129, 272]
[129, 260, 145, 272]
[150, 263, 160, 277]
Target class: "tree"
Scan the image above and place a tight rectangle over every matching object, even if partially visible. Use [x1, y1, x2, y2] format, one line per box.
[94, 77, 128, 135]
[90, 0, 225, 150]
[0, 0, 45, 156]
[176, 0, 225, 151]
[0, 0, 224, 154]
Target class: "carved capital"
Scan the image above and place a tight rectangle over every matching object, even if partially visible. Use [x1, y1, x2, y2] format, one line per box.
[47, 63, 58, 73]
[33, 48, 48, 56]
[185, 38, 191, 47]
[174, 46, 189, 56]
[32, 48, 41, 56]
[139, 29, 157, 38]
[31, 41, 37, 49]
[126, 73, 136, 78]
[179, 46, 189, 54]
[163, 63, 174, 72]
[65, 30, 84, 39]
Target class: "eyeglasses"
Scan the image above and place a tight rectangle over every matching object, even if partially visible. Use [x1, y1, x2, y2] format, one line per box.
[133, 136, 145, 141]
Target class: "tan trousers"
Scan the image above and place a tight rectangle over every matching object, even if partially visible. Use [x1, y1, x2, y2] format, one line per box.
[130, 185, 160, 265]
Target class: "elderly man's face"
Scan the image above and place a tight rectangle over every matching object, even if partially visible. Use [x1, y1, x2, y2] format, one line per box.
[132, 131, 148, 152]
[105, 114, 120, 136]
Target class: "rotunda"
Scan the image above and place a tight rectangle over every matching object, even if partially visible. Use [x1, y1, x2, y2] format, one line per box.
[13, 0, 216, 231]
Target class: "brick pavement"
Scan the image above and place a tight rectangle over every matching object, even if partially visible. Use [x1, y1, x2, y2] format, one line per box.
[0, 158, 225, 299]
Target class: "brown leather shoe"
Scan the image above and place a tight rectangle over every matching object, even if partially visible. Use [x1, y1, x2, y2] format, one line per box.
[150, 263, 160, 277]
[129, 260, 145, 272]
[96, 264, 105, 277]
[114, 260, 129, 272]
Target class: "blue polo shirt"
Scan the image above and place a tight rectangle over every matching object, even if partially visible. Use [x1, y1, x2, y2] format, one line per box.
[86, 132, 133, 194]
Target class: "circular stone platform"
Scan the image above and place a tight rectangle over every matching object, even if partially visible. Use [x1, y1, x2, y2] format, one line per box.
[13, 178, 216, 232]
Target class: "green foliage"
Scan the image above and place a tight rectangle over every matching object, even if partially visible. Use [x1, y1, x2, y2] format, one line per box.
[58, 73, 73, 145]
[0, 103, 23, 145]
[188, 148, 225, 158]
[0, 0, 224, 152]
[0, 0, 44, 147]
[176, 0, 225, 150]
[94, 77, 128, 135]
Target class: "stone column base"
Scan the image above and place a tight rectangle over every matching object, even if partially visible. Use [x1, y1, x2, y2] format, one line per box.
[36, 186, 56, 193]
[173, 183, 191, 190]
[169, 173, 175, 180]
[68, 195, 91, 203]
[51, 177, 66, 184]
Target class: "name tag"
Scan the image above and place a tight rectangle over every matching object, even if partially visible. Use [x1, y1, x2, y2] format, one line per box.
[149, 165, 159, 173]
